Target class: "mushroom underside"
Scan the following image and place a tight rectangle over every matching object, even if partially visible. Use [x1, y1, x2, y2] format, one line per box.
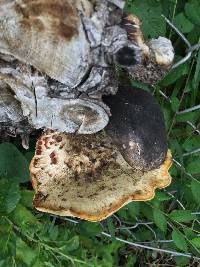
[30, 131, 172, 222]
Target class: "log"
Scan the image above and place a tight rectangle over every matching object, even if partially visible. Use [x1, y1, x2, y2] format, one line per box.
[0, 0, 174, 147]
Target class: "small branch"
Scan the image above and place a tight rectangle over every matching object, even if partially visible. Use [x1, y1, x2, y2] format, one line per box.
[101, 231, 200, 261]
[137, 239, 173, 244]
[183, 148, 200, 157]
[178, 104, 200, 115]
[159, 90, 172, 102]
[112, 214, 122, 226]
[162, 15, 200, 69]
[186, 121, 200, 135]
[172, 52, 192, 69]
[162, 15, 191, 48]
[60, 216, 200, 261]
[117, 221, 154, 230]
[187, 43, 200, 53]
[166, 191, 186, 210]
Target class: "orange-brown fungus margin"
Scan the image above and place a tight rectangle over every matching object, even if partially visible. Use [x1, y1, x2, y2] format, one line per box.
[36, 150, 172, 222]
[123, 14, 142, 42]
[123, 13, 150, 56]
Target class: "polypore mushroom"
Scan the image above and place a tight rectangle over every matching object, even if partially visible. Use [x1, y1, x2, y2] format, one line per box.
[103, 86, 168, 171]
[30, 86, 172, 221]
[30, 130, 171, 221]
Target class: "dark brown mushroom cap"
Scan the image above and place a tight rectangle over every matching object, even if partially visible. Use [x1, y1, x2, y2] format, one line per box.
[103, 86, 168, 171]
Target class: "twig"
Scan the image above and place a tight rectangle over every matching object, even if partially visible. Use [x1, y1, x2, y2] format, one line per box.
[169, 0, 177, 40]
[117, 221, 157, 239]
[187, 43, 200, 53]
[137, 240, 173, 244]
[112, 214, 122, 226]
[61, 218, 79, 224]
[101, 231, 200, 261]
[117, 222, 154, 230]
[166, 191, 186, 210]
[172, 52, 192, 69]
[178, 104, 200, 114]
[173, 159, 200, 186]
[162, 15, 200, 69]
[186, 121, 200, 135]
[4, 216, 88, 266]
[61, 217, 200, 261]
[183, 148, 200, 157]
[162, 15, 191, 48]
[167, 59, 195, 137]
[159, 90, 172, 102]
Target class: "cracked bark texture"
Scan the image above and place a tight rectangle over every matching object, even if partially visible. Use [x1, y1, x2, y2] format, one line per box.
[0, 0, 174, 146]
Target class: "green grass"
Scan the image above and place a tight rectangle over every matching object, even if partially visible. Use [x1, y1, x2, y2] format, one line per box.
[0, 0, 200, 266]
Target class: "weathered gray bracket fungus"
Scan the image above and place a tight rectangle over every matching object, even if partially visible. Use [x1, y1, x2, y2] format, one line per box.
[0, 0, 174, 141]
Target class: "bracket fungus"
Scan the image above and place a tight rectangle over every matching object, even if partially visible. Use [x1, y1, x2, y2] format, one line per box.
[0, 0, 174, 220]
[0, 0, 174, 138]
[104, 86, 168, 171]
[30, 86, 172, 222]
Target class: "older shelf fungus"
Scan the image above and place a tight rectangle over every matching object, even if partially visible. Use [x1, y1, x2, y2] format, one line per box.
[30, 86, 172, 222]
[103, 86, 168, 171]
[0, 0, 174, 141]
[30, 130, 172, 222]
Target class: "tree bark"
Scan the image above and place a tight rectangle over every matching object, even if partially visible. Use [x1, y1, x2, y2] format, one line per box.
[0, 0, 174, 147]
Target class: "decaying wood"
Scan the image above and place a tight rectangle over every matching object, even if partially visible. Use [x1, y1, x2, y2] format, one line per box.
[0, 0, 174, 145]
